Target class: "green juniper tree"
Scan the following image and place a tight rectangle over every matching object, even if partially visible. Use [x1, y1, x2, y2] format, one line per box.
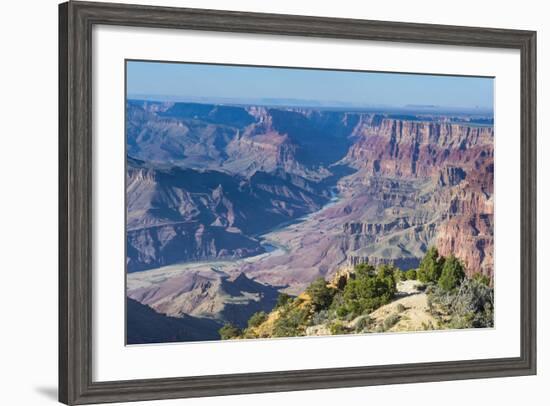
[336, 264, 397, 318]
[275, 293, 292, 309]
[417, 247, 444, 283]
[405, 269, 417, 280]
[218, 323, 242, 340]
[438, 255, 466, 291]
[306, 277, 335, 311]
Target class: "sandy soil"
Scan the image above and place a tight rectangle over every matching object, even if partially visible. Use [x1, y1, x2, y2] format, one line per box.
[368, 280, 438, 332]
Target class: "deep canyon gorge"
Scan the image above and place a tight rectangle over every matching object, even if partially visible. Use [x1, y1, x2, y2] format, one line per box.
[124, 100, 494, 343]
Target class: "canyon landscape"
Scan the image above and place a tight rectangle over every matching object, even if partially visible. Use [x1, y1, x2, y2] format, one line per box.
[125, 62, 494, 344]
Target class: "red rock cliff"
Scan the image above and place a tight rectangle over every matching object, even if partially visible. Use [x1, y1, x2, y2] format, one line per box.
[343, 117, 494, 279]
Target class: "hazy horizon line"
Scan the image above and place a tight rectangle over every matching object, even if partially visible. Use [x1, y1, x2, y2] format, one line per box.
[127, 94, 494, 116]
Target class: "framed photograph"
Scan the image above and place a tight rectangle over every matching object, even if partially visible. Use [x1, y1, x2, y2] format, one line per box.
[59, 1, 536, 404]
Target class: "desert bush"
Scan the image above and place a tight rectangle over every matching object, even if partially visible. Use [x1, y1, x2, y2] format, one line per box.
[383, 313, 400, 330]
[428, 277, 494, 329]
[374, 324, 385, 333]
[395, 303, 406, 313]
[355, 315, 373, 332]
[247, 311, 268, 328]
[425, 283, 436, 295]
[472, 272, 491, 287]
[311, 309, 330, 326]
[241, 328, 258, 339]
[421, 321, 435, 331]
[272, 305, 310, 337]
[451, 278, 493, 328]
[328, 320, 347, 335]
[219, 324, 242, 340]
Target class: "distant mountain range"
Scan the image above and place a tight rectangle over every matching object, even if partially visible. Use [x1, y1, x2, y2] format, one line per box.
[127, 95, 494, 115]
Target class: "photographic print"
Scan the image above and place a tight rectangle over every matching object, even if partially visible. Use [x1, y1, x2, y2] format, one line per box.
[125, 60, 495, 345]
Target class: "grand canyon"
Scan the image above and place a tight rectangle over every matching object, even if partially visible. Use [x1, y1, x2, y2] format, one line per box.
[125, 99, 494, 343]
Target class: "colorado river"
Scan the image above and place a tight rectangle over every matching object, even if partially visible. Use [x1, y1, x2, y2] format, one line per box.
[127, 186, 343, 290]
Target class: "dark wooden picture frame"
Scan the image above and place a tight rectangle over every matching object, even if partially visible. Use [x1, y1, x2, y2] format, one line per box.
[59, 1, 537, 404]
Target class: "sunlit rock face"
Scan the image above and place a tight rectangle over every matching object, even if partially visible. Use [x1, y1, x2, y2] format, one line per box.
[339, 116, 494, 279]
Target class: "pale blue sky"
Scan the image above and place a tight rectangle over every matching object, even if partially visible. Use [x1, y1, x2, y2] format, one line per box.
[126, 60, 494, 111]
